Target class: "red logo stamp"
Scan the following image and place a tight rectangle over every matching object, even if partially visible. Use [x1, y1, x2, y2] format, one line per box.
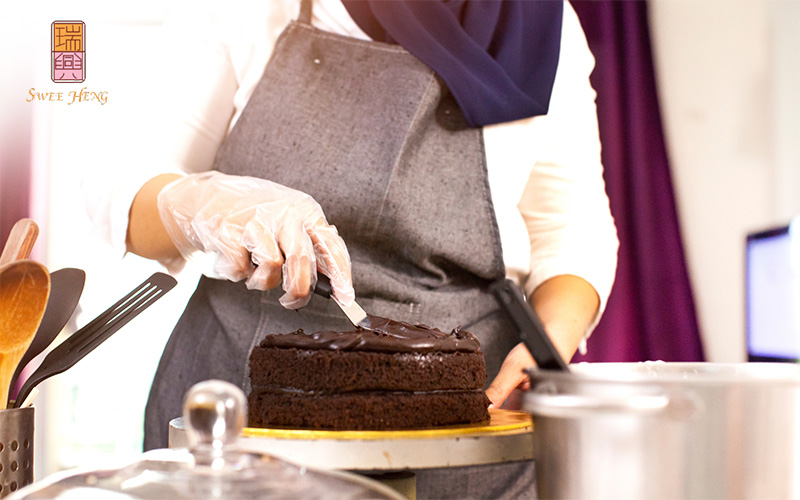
[52, 21, 85, 83]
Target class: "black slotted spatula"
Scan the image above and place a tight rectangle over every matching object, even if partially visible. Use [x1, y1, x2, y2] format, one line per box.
[13, 272, 177, 408]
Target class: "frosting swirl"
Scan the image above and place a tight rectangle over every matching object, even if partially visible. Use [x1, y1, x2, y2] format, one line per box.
[259, 315, 481, 353]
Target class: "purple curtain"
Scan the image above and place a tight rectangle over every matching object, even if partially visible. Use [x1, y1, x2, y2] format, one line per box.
[570, 0, 704, 362]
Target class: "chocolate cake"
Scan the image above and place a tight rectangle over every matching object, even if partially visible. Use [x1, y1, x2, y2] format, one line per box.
[247, 316, 491, 430]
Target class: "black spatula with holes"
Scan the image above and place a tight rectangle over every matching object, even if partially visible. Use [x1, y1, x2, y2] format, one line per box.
[13, 272, 177, 408]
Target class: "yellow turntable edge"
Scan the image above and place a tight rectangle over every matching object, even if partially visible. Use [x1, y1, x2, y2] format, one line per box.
[241, 408, 532, 441]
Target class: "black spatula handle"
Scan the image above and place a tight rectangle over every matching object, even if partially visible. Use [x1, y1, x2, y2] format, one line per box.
[490, 279, 569, 372]
[313, 274, 333, 299]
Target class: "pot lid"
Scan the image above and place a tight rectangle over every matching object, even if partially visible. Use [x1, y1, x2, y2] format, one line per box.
[10, 380, 404, 500]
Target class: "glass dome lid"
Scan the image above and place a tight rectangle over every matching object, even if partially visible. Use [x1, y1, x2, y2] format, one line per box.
[9, 380, 403, 500]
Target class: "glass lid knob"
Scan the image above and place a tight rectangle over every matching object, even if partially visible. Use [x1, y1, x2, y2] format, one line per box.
[183, 380, 246, 466]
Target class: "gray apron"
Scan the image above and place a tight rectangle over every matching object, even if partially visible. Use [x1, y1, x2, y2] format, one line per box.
[145, 1, 535, 497]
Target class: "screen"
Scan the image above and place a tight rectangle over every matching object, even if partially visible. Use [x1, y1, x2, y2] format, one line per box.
[745, 224, 800, 362]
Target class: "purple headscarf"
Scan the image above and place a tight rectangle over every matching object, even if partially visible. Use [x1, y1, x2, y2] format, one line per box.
[341, 0, 563, 127]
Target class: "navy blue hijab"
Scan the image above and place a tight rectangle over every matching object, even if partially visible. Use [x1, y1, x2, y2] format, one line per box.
[341, 0, 563, 127]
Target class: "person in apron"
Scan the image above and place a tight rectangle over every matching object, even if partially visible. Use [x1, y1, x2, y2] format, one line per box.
[118, 0, 615, 497]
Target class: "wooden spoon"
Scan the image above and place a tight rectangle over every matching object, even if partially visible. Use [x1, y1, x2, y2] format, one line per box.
[0, 219, 39, 267]
[9, 268, 85, 404]
[0, 260, 50, 408]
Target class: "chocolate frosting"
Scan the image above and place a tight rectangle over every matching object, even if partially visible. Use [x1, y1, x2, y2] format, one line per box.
[259, 315, 481, 353]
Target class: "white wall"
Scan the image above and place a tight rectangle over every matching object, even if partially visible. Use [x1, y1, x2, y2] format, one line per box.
[30, 17, 200, 478]
[0, 1, 200, 479]
[649, 0, 800, 361]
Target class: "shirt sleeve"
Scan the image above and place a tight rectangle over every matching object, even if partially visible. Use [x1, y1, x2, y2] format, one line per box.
[80, 1, 369, 256]
[517, 1, 619, 338]
[81, 6, 242, 256]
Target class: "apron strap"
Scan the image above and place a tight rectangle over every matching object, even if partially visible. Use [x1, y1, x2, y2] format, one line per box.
[298, 0, 312, 25]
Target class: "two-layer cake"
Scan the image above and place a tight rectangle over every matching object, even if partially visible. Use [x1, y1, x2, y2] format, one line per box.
[247, 316, 490, 430]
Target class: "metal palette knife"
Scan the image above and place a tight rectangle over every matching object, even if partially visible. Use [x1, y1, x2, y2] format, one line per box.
[314, 274, 370, 328]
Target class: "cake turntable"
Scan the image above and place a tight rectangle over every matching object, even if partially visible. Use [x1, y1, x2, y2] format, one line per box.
[169, 408, 533, 499]
[169, 408, 532, 470]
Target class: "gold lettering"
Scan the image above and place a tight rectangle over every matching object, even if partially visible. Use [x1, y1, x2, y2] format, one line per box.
[27, 87, 108, 105]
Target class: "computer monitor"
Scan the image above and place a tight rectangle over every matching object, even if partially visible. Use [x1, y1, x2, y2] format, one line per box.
[745, 223, 800, 362]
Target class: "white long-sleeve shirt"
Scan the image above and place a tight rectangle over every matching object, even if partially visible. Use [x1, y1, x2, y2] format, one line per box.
[83, 0, 618, 337]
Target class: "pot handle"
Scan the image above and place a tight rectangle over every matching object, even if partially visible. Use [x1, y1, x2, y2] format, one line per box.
[523, 391, 670, 418]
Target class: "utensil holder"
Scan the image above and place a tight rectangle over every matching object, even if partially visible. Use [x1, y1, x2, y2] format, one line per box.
[0, 407, 33, 497]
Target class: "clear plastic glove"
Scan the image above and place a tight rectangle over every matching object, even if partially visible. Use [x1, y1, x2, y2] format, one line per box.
[157, 171, 354, 309]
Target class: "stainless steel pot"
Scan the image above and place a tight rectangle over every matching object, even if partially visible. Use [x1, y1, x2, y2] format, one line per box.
[523, 362, 800, 500]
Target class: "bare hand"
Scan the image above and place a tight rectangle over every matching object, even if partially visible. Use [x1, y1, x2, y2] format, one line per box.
[484, 342, 534, 410]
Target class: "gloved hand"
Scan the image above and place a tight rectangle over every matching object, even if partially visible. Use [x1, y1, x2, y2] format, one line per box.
[157, 171, 354, 309]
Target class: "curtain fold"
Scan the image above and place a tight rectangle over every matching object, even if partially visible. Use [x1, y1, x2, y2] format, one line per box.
[571, 0, 704, 362]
